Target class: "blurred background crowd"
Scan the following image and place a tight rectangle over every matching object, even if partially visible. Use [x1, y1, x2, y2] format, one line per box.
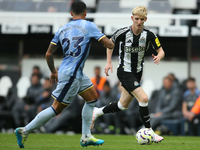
[1, 65, 200, 136]
[0, 0, 200, 136]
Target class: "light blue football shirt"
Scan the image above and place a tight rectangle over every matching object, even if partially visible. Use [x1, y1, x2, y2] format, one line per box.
[51, 19, 105, 79]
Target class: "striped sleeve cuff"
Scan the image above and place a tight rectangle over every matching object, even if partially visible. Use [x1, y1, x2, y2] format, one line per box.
[98, 35, 106, 41]
[51, 42, 57, 45]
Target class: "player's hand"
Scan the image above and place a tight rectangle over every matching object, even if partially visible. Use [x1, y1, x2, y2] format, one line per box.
[50, 71, 58, 84]
[105, 62, 113, 76]
[152, 54, 161, 65]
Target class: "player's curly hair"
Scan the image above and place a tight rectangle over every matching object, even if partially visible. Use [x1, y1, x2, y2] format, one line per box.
[132, 6, 147, 17]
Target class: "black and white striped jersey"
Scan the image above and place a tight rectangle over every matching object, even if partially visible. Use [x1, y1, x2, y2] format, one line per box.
[111, 26, 161, 73]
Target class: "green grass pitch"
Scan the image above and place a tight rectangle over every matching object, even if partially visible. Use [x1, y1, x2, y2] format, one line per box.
[1, 133, 200, 150]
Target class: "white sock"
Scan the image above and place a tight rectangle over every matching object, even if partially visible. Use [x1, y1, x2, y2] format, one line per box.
[81, 134, 91, 140]
[117, 101, 127, 110]
[25, 106, 57, 133]
[82, 100, 97, 136]
[139, 102, 148, 107]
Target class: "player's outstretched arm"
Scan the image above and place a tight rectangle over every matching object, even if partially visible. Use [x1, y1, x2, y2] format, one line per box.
[105, 46, 114, 76]
[99, 37, 114, 76]
[45, 43, 59, 84]
[100, 36, 115, 49]
[152, 47, 165, 65]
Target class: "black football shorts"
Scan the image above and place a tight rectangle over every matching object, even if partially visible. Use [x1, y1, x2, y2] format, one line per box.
[117, 69, 142, 96]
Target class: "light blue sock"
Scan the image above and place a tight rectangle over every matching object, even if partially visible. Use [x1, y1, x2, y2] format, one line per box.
[82, 99, 97, 138]
[25, 106, 57, 133]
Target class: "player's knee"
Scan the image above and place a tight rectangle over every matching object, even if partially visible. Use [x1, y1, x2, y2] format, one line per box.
[52, 105, 64, 115]
[53, 108, 61, 115]
[85, 99, 97, 107]
[141, 96, 148, 103]
[52, 100, 68, 115]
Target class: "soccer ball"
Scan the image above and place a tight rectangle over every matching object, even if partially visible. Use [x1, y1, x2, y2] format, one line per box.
[136, 128, 154, 145]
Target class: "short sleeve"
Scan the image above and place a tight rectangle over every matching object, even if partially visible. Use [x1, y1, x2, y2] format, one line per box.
[111, 29, 120, 43]
[148, 31, 161, 50]
[51, 30, 61, 46]
[111, 27, 127, 43]
[88, 22, 105, 41]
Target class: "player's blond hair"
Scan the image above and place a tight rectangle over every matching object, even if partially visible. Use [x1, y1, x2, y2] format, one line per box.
[132, 6, 147, 17]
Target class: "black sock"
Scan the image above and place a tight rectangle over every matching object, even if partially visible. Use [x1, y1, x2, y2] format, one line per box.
[102, 101, 121, 114]
[139, 106, 151, 128]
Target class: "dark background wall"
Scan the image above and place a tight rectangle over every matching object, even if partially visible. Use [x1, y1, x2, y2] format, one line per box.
[1, 33, 198, 60]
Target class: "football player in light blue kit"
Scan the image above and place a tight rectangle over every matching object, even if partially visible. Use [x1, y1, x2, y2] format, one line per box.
[14, 1, 114, 148]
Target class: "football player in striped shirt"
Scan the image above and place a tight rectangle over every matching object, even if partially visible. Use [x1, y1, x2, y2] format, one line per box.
[91, 6, 165, 143]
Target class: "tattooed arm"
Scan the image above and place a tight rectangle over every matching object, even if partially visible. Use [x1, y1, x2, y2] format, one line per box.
[45, 43, 59, 84]
[100, 36, 115, 49]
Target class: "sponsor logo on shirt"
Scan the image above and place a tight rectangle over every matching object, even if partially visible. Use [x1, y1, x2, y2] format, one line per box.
[124, 46, 145, 53]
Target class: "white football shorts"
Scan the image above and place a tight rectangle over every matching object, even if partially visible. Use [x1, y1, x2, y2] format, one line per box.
[52, 72, 93, 105]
